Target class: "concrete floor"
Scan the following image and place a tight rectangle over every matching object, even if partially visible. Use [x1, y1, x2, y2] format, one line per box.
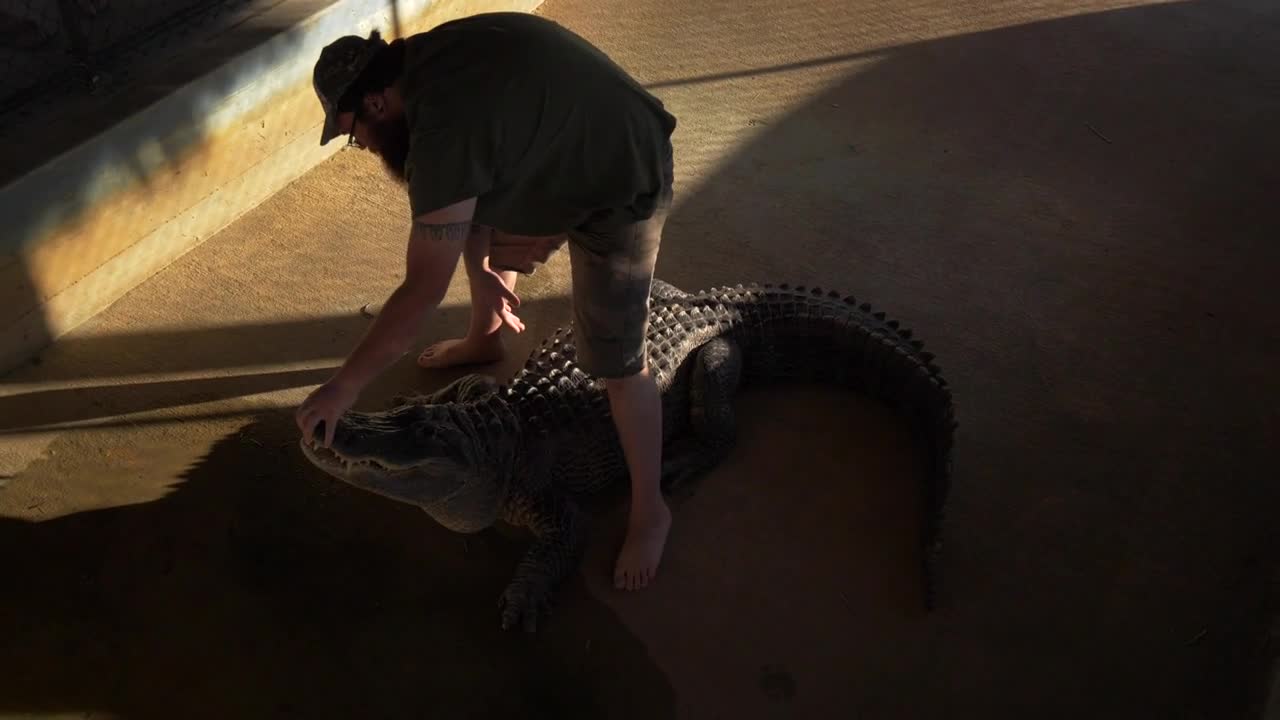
[3, 0, 1279, 717]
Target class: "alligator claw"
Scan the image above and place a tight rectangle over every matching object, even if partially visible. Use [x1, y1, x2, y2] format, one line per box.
[499, 579, 551, 633]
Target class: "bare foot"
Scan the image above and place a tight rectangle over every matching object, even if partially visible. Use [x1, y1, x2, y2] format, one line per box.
[417, 333, 505, 369]
[613, 500, 672, 590]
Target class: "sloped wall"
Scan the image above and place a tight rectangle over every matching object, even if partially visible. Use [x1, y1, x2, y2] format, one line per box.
[0, 0, 542, 374]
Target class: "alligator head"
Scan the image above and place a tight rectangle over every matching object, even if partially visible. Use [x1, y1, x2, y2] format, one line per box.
[298, 402, 508, 533]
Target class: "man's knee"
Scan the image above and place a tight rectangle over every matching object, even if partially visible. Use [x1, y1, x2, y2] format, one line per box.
[579, 334, 649, 380]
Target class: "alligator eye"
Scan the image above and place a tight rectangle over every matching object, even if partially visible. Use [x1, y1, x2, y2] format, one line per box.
[414, 424, 443, 445]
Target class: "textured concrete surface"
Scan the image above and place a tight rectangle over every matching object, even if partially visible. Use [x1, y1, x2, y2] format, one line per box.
[2, 0, 1279, 718]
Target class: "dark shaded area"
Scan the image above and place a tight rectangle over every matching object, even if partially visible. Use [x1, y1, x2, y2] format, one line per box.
[645, 48, 882, 89]
[0, 411, 676, 719]
[649, 0, 1280, 716]
[2, 257, 53, 380]
[0, 0, 261, 114]
[0, 0, 320, 190]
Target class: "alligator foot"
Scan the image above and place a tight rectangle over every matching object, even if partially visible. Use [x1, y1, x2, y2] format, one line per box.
[499, 575, 555, 633]
[662, 336, 744, 494]
[498, 490, 588, 632]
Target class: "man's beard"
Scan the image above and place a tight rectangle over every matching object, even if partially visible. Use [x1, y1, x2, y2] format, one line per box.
[368, 113, 410, 184]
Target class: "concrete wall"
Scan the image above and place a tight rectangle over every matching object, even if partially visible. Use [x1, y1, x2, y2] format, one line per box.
[0, 0, 541, 375]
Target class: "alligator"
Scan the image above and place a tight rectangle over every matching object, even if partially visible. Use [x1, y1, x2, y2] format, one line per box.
[300, 279, 957, 631]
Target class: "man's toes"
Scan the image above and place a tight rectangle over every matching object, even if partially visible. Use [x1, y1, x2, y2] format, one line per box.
[612, 564, 660, 590]
[418, 348, 448, 367]
[617, 569, 639, 591]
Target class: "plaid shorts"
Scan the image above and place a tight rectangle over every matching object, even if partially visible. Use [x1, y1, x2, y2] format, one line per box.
[565, 141, 674, 379]
[487, 142, 674, 378]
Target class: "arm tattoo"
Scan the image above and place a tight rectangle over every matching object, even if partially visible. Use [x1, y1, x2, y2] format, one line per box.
[416, 221, 472, 244]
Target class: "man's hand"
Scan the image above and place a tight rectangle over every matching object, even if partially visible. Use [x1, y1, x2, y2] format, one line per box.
[474, 267, 525, 333]
[296, 378, 360, 447]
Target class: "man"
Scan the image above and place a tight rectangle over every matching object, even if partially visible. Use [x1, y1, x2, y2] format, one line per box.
[295, 12, 678, 591]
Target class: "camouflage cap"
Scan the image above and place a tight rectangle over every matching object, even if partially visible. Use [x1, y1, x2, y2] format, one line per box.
[313, 30, 387, 145]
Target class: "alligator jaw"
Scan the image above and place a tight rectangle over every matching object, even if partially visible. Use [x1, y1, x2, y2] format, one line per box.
[299, 438, 404, 480]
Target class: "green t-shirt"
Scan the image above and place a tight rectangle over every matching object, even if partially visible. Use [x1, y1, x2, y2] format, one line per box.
[398, 12, 677, 235]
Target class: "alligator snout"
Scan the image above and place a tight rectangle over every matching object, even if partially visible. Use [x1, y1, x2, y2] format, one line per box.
[300, 419, 345, 447]
[298, 418, 360, 457]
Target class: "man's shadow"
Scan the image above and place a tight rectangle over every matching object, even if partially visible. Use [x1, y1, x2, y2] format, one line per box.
[0, 409, 675, 719]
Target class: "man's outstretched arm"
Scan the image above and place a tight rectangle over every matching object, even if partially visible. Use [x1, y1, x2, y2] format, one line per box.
[295, 196, 478, 446]
[330, 197, 478, 390]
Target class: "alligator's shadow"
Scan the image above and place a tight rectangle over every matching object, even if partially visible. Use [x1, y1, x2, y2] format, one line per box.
[0, 411, 675, 720]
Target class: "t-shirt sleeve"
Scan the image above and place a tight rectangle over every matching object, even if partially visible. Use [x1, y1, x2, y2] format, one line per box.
[404, 117, 497, 218]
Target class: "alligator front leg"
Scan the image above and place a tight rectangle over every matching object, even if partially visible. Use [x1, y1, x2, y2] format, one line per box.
[498, 489, 588, 632]
[662, 336, 744, 493]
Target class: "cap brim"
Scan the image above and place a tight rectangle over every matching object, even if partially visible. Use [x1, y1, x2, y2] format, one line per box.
[320, 112, 342, 146]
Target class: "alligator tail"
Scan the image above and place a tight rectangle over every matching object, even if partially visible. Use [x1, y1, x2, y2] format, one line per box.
[655, 281, 957, 610]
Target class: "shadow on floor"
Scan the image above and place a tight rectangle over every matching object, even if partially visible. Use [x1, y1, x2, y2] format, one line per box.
[0, 410, 675, 719]
[648, 0, 1280, 716]
[0, 295, 577, 433]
